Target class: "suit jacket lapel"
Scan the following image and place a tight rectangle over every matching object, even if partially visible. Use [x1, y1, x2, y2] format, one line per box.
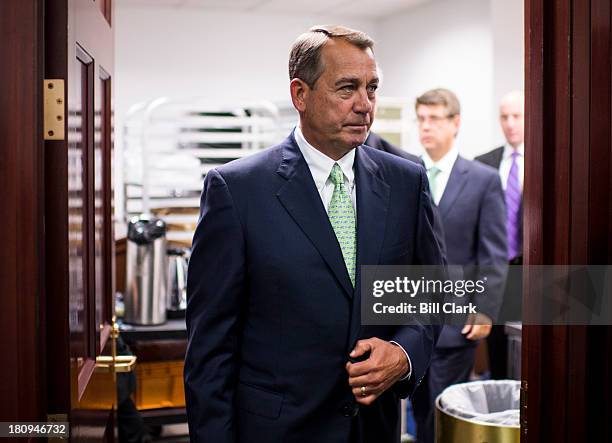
[276, 134, 354, 298]
[350, 147, 390, 350]
[491, 146, 504, 169]
[355, 147, 390, 272]
[439, 156, 469, 219]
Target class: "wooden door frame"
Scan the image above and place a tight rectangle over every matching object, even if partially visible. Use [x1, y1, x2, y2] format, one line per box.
[523, 0, 612, 441]
[44, 0, 117, 429]
[0, 0, 117, 425]
[0, 0, 46, 421]
[43, 0, 72, 415]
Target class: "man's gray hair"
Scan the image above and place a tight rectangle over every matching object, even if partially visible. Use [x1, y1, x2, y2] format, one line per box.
[289, 25, 375, 89]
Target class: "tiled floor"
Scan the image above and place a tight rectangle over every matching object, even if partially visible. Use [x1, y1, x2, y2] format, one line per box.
[149, 424, 417, 442]
[150, 424, 189, 442]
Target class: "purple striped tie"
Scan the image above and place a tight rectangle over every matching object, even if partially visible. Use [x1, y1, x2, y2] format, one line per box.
[505, 150, 521, 259]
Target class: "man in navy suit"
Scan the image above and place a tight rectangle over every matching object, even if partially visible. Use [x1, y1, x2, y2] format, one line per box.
[365, 132, 416, 162]
[475, 91, 524, 379]
[184, 26, 445, 443]
[365, 132, 447, 259]
[410, 89, 507, 443]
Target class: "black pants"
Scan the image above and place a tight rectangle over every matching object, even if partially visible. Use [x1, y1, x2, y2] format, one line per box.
[117, 335, 149, 443]
[412, 345, 476, 443]
[486, 325, 509, 379]
[487, 260, 523, 380]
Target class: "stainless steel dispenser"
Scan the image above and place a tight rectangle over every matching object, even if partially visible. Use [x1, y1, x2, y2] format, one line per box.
[124, 215, 168, 325]
[166, 247, 189, 312]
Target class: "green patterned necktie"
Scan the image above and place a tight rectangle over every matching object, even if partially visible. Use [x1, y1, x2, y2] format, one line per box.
[427, 165, 441, 202]
[328, 163, 356, 286]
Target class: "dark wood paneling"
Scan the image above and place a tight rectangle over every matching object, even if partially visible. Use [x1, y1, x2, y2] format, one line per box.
[45, 0, 72, 415]
[586, 1, 612, 441]
[0, 0, 45, 421]
[524, 0, 612, 441]
[522, 0, 544, 438]
[98, 70, 114, 350]
[589, 0, 611, 261]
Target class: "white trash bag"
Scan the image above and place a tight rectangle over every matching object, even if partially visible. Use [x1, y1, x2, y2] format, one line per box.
[437, 380, 520, 427]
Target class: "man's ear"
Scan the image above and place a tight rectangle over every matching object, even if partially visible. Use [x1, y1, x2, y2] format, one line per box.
[452, 114, 461, 137]
[290, 78, 309, 113]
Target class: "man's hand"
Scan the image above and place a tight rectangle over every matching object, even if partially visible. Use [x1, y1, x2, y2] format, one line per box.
[345, 338, 410, 405]
[461, 313, 492, 340]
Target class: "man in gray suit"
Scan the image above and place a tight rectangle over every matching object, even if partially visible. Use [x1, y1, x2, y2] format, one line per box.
[411, 89, 507, 443]
[475, 91, 524, 379]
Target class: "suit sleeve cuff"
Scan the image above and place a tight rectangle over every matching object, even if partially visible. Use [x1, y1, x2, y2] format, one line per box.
[389, 340, 412, 381]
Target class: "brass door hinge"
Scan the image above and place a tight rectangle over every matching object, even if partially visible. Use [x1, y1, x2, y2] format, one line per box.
[44, 79, 65, 140]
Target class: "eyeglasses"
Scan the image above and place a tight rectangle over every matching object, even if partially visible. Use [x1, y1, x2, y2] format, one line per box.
[415, 114, 455, 126]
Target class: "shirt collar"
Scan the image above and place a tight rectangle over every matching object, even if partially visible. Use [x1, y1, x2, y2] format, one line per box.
[294, 125, 356, 190]
[503, 142, 524, 159]
[422, 144, 459, 173]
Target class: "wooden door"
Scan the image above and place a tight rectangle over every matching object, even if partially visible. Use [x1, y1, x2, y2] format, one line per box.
[524, 0, 612, 441]
[45, 0, 117, 440]
[0, 0, 45, 424]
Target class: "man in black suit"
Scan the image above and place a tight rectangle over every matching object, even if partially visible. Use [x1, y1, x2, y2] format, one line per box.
[365, 132, 447, 259]
[365, 132, 417, 162]
[410, 89, 507, 443]
[475, 90, 524, 379]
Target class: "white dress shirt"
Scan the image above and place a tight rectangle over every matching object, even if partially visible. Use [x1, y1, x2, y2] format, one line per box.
[422, 145, 460, 205]
[294, 125, 412, 380]
[498, 143, 524, 191]
[294, 125, 356, 212]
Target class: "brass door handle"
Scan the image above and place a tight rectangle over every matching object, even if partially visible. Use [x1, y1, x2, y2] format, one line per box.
[95, 355, 137, 373]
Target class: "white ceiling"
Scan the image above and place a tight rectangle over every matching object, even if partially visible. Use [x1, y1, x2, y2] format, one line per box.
[121, 0, 432, 19]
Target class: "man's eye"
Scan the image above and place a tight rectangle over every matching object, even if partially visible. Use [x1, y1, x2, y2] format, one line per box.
[367, 85, 378, 94]
[340, 85, 354, 92]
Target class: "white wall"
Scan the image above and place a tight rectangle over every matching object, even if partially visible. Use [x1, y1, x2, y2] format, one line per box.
[115, 7, 378, 113]
[491, 0, 525, 143]
[114, 0, 524, 218]
[114, 5, 378, 219]
[375, 0, 495, 159]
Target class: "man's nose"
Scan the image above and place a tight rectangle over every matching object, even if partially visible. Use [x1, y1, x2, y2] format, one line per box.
[420, 119, 433, 131]
[353, 89, 373, 114]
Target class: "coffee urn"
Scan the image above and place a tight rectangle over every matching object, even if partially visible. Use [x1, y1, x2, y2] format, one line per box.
[124, 215, 168, 325]
[166, 248, 189, 312]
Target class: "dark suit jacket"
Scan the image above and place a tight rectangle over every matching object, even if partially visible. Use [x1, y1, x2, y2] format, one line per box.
[184, 133, 445, 443]
[475, 146, 523, 257]
[365, 132, 415, 161]
[365, 132, 447, 261]
[435, 156, 508, 348]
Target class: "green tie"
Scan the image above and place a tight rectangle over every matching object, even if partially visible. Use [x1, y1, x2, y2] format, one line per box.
[427, 165, 441, 202]
[328, 163, 356, 286]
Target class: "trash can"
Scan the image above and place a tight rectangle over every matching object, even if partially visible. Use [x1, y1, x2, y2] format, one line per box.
[435, 380, 520, 443]
[124, 215, 168, 325]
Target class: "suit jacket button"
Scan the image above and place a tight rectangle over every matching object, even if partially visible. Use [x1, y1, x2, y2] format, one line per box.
[342, 405, 352, 417]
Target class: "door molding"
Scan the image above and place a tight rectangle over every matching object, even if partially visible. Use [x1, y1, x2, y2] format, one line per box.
[0, 0, 45, 421]
[524, 0, 612, 441]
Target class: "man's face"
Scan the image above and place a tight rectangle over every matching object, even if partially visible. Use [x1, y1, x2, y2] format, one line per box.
[499, 98, 524, 148]
[293, 39, 379, 158]
[416, 104, 459, 153]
